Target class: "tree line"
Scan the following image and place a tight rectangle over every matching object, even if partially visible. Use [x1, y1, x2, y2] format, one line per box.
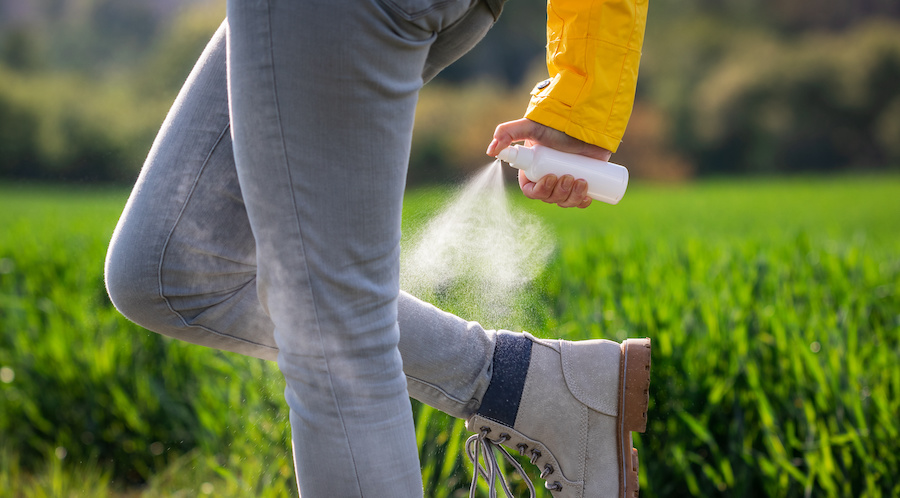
[0, 0, 898, 182]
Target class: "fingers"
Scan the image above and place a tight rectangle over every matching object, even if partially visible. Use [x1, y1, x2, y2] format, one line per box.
[518, 170, 592, 209]
[486, 118, 543, 157]
[487, 118, 612, 162]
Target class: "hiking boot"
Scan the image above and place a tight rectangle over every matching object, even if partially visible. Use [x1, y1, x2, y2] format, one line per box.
[466, 332, 651, 497]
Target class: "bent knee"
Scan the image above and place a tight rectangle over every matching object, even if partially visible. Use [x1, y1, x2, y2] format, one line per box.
[104, 225, 172, 331]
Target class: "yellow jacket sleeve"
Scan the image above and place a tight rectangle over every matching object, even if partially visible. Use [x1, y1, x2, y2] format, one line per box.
[524, 0, 649, 153]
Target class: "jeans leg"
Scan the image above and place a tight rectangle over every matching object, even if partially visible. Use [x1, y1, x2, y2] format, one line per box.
[107, 9, 501, 419]
[225, 0, 497, 494]
[107, 2, 503, 494]
[105, 22, 276, 358]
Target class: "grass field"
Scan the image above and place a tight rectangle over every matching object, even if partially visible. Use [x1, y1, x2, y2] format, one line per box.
[1, 174, 899, 497]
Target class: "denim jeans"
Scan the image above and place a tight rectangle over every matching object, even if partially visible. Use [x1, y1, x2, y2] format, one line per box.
[105, 1, 506, 495]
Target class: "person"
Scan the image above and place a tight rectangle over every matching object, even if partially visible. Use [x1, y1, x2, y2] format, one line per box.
[104, 0, 651, 496]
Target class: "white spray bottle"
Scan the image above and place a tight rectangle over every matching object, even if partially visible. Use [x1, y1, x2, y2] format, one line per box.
[497, 144, 629, 205]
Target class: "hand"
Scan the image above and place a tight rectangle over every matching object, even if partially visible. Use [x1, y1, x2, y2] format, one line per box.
[486, 118, 612, 209]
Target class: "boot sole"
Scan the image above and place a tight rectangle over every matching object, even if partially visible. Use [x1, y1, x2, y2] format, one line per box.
[618, 337, 651, 497]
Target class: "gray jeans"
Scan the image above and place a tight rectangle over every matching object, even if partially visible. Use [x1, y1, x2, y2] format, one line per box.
[105, 1, 505, 495]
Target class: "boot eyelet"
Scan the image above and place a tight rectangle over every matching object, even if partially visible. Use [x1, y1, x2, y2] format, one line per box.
[545, 481, 563, 491]
[541, 463, 553, 480]
[516, 443, 528, 455]
[540, 464, 554, 479]
[529, 449, 542, 464]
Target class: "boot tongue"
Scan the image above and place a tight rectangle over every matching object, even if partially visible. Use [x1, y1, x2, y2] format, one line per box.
[476, 332, 533, 427]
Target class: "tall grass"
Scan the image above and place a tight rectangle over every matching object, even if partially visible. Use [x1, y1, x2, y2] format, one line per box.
[1, 175, 898, 496]
[525, 177, 900, 497]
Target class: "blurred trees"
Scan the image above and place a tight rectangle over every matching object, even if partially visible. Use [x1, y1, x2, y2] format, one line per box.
[0, 0, 221, 181]
[642, 20, 900, 175]
[0, 0, 898, 183]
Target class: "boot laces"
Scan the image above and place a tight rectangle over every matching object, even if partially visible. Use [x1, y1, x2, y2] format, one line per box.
[466, 427, 537, 498]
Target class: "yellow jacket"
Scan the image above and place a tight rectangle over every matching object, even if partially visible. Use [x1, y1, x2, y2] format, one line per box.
[525, 0, 649, 153]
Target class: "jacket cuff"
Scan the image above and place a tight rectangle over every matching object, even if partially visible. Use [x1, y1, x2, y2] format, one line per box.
[525, 101, 623, 153]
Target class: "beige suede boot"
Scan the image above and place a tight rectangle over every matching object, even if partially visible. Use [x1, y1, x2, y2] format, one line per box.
[466, 332, 651, 497]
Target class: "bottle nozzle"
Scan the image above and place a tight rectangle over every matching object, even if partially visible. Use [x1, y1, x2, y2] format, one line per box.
[496, 145, 518, 165]
[496, 145, 533, 169]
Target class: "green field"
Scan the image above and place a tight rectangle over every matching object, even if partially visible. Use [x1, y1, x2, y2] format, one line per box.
[1, 175, 899, 497]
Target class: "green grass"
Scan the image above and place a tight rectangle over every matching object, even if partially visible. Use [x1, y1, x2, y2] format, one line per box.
[1, 175, 898, 497]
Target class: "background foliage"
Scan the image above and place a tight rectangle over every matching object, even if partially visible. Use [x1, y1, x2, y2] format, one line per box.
[1, 176, 898, 496]
[1, 0, 899, 182]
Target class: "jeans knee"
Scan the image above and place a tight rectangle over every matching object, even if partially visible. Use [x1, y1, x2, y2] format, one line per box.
[104, 226, 168, 330]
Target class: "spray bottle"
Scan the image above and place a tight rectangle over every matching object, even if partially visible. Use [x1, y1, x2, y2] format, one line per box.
[497, 144, 629, 205]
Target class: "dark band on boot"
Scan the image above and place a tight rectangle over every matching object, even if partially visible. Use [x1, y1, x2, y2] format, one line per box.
[477, 332, 532, 427]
